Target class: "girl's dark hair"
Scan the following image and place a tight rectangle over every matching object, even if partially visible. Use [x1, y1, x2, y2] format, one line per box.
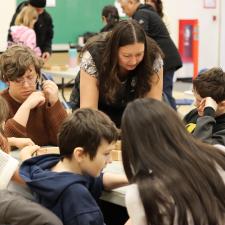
[82, 19, 163, 103]
[121, 98, 225, 225]
[101, 5, 119, 32]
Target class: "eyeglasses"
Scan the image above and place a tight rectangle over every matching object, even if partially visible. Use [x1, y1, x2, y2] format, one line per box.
[13, 75, 37, 86]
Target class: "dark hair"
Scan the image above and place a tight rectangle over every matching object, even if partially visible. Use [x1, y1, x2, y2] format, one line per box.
[121, 98, 225, 225]
[145, 0, 164, 18]
[82, 19, 163, 103]
[0, 45, 43, 82]
[58, 108, 118, 159]
[101, 5, 119, 32]
[193, 67, 225, 102]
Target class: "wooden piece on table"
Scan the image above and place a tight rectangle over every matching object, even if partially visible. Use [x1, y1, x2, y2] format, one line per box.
[111, 150, 122, 161]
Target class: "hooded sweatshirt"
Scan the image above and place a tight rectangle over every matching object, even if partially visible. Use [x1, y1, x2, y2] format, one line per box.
[20, 154, 105, 225]
[10, 25, 41, 56]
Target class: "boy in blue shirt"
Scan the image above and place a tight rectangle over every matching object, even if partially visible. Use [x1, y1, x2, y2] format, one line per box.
[20, 108, 127, 225]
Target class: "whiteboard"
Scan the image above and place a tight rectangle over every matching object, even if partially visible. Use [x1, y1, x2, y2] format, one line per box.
[0, 0, 16, 51]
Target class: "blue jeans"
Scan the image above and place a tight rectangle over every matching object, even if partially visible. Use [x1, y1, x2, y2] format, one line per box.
[163, 70, 176, 110]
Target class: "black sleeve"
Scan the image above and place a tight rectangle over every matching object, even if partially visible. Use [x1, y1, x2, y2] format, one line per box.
[41, 13, 54, 54]
[133, 11, 150, 34]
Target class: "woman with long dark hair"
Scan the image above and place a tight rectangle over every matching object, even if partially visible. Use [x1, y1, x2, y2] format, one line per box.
[122, 98, 225, 225]
[70, 19, 163, 127]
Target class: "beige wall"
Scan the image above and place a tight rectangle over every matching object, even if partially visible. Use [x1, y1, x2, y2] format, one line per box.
[0, 0, 16, 51]
[163, 0, 220, 76]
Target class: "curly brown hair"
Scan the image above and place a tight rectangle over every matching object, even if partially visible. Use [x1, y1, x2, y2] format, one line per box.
[193, 68, 225, 102]
[0, 45, 43, 82]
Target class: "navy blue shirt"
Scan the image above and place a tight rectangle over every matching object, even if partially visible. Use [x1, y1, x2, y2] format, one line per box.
[20, 154, 105, 225]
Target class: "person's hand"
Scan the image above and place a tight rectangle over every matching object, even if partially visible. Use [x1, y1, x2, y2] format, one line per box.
[19, 145, 41, 161]
[204, 97, 218, 111]
[124, 218, 133, 225]
[41, 52, 50, 62]
[42, 80, 59, 106]
[197, 97, 218, 116]
[22, 91, 46, 110]
[196, 98, 205, 116]
[8, 137, 35, 149]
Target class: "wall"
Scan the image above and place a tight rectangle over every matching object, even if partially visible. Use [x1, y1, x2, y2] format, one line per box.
[219, 0, 225, 70]
[17, 0, 114, 44]
[0, 0, 16, 51]
[2, 0, 223, 73]
[163, 0, 220, 76]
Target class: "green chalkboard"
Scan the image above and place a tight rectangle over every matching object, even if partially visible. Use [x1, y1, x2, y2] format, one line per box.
[17, 0, 115, 44]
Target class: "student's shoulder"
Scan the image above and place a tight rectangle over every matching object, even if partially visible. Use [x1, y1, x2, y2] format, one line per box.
[63, 180, 92, 199]
[183, 108, 198, 123]
[61, 181, 100, 214]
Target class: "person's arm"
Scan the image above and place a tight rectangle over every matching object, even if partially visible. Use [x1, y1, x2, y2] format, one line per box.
[125, 184, 148, 225]
[44, 100, 68, 146]
[42, 80, 59, 106]
[8, 137, 35, 149]
[144, 67, 163, 100]
[13, 91, 46, 127]
[80, 69, 99, 109]
[103, 172, 128, 191]
[192, 97, 223, 144]
[42, 80, 67, 145]
[12, 145, 41, 185]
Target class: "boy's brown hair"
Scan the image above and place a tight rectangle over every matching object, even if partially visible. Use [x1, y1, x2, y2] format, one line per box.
[193, 67, 225, 102]
[58, 108, 119, 159]
[0, 45, 43, 82]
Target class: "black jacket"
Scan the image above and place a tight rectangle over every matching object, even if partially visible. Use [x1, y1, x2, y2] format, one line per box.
[184, 107, 225, 145]
[8, 1, 53, 54]
[133, 4, 182, 72]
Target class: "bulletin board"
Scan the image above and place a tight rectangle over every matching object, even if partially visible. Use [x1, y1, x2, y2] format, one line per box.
[16, 0, 115, 44]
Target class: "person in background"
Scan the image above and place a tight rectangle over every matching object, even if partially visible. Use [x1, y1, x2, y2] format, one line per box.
[144, 0, 163, 18]
[119, 0, 182, 110]
[122, 98, 225, 225]
[9, 5, 41, 56]
[70, 19, 164, 127]
[0, 190, 63, 225]
[0, 95, 34, 153]
[20, 108, 128, 225]
[8, 0, 53, 61]
[184, 68, 225, 146]
[100, 5, 120, 32]
[0, 45, 67, 146]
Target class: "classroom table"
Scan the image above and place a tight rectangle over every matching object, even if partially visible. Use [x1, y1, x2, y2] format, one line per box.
[101, 161, 130, 207]
[41, 66, 80, 102]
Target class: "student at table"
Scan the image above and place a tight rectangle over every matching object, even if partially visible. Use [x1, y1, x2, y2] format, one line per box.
[121, 98, 225, 225]
[0, 45, 67, 146]
[70, 19, 163, 127]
